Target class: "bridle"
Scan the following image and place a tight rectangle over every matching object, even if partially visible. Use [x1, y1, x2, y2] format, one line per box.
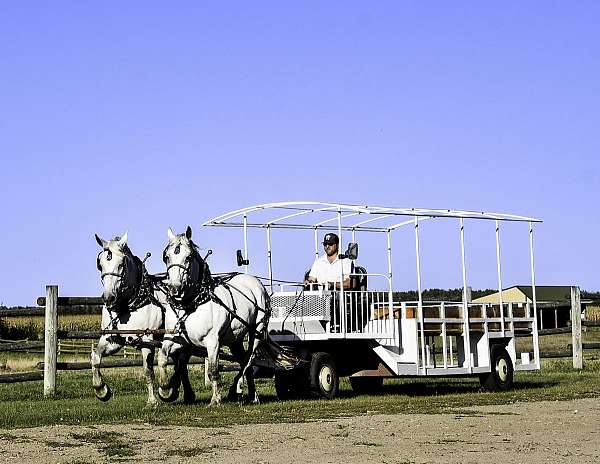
[97, 247, 142, 309]
[163, 239, 212, 309]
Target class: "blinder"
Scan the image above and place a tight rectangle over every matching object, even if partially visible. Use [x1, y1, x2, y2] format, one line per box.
[97, 250, 113, 271]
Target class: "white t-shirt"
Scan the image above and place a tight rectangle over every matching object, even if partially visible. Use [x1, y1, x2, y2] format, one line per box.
[308, 254, 351, 285]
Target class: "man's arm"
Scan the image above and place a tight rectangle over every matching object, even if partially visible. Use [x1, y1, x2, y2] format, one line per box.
[304, 259, 319, 284]
[327, 278, 351, 290]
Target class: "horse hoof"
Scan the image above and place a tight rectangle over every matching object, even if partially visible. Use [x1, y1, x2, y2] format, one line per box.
[94, 384, 112, 402]
[158, 387, 179, 403]
[227, 389, 238, 402]
[183, 392, 196, 404]
[146, 395, 159, 408]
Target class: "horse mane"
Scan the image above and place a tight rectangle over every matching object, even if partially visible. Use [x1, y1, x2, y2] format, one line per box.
[112, 236, 133, 257]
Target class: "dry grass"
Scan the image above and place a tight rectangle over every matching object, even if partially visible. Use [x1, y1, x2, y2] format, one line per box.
[586, 306, 600, 322]
[0, 315, 101, 340]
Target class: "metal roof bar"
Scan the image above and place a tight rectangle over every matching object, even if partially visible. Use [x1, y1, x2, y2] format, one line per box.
[314, 212, 363, 227]
[202, 202, 542, 229]
[204, 222, 391, 233]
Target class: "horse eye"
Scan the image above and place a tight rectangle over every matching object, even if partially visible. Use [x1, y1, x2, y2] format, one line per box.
[107, 251, 112, 261]
[174, 245, 180, 255]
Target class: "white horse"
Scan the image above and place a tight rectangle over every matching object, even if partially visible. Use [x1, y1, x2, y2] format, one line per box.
[157, 226, 271, 406]
[93, 233, 195, 405]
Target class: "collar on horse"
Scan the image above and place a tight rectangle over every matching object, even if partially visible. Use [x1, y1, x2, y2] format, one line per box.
[166, 242, 215, 313]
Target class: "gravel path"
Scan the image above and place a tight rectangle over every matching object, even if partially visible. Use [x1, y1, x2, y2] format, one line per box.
[1, 397, 598, 463]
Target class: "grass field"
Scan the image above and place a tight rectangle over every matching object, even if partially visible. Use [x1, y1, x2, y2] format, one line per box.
[0, 357, 599, 430]
[2, 316, 599, 431]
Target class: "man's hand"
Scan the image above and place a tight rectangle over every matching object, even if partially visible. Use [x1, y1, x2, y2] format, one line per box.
[305, 276, 317, 284]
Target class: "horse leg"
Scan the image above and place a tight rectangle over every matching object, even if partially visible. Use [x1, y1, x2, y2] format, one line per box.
[242, 332, 261, 405]
[91, 336, 122, 401]
[157, 339, 180, 403]
[205, 336, 222, 406]
[178, 350, 196, 404]
[141, 346, 158, 406]
[227, 340, 246, 403]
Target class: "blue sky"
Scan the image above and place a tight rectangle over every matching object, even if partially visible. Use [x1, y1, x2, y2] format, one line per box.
[1, 3, 598, 306]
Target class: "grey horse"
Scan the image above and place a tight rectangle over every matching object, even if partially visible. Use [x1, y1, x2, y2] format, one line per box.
[93, 233, 195, 405]
[157, 226, 271, 406]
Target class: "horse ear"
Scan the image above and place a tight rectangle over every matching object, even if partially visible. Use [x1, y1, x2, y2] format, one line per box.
[95, 234, 108, 248]
[186, 226, 192, 239]
[168, 228, 176, 241]
[117, 232, 128, 247]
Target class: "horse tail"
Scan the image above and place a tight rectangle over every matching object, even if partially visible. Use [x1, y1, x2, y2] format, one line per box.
[255, 336, 302, 370]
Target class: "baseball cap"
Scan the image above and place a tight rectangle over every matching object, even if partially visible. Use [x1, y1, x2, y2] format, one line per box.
[323, 233, 339, 245]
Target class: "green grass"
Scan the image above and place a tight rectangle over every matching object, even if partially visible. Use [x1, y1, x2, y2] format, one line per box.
[0, 358, 599, 429]
[69, 431, 141, 458]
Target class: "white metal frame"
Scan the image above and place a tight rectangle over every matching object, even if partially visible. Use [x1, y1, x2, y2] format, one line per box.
[203, 201, 542, 374]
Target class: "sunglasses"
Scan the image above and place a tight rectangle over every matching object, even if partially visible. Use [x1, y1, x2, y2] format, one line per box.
[323, 242, 336, 247]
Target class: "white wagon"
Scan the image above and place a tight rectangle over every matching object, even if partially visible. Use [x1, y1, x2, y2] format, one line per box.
[203, 202, 541, 399]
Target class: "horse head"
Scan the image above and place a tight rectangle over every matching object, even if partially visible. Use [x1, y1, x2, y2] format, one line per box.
[163, 226, 205, 301]
[95, 232, 141, 308]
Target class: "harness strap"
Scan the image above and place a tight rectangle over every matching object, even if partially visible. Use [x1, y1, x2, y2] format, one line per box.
[209, 283, 269, 341]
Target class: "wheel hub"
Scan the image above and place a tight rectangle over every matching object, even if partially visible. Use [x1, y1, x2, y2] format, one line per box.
[497, 358, 508, 382]
[319, 366, 333, 392]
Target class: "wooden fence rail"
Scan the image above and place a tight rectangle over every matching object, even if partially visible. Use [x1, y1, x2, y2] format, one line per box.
[1, 285, 598, 393]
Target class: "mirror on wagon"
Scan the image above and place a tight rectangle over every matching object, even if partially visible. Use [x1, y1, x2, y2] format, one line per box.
[236, 249, 249, 266]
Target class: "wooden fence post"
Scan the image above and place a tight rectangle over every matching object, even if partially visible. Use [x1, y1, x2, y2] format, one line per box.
[44, 285, 58, 397]
[571, 286, 583, 370]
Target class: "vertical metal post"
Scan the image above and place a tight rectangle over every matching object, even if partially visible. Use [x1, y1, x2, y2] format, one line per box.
[338, 208, 345, 335]
[529, 222, 540, 369]
[414, 217, 425, 374]
[243, 213, 249, 274]
[44, 285, 58, 398]
[314, 227, 319, 261]
[495, 220, 505, 333]
[571, 286, 583, 369]
[266, 226, 273, 292]
[387, 230, 394, 336]
[459, 219, 472, 373]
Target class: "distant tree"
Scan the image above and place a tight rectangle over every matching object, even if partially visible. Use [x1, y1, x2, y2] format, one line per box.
[394, 288, 496, 302]
[582, 290, 600, 300]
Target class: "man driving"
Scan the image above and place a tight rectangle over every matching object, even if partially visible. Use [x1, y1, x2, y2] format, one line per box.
[305, 233, 351, 290]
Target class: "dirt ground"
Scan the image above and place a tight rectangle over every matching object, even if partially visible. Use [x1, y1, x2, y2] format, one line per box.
[1, 397, 598, 464]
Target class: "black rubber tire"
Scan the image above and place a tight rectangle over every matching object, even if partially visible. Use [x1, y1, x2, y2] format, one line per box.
[309, 352, 339, 399]
[480, 345, 514, 392]
[349, 376, 383, 395]
[274, 370, 304, 400]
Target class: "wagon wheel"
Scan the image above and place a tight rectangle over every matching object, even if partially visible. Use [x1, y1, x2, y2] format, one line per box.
[479, 345, 514, 392]
[349, 376, 383, 395]
[309, 352, 339, 399]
